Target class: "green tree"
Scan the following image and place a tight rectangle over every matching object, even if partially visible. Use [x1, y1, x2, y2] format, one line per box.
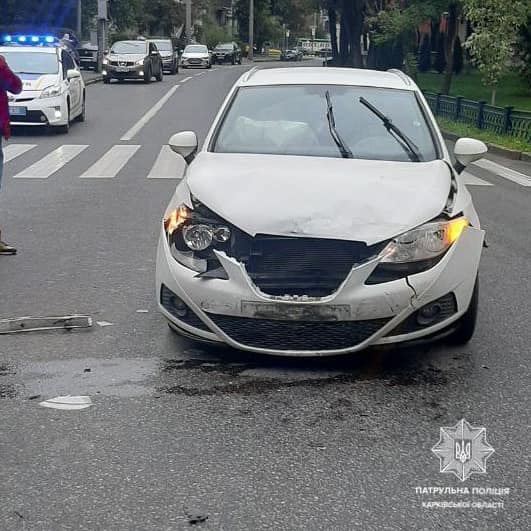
[464, 0, 528, 105]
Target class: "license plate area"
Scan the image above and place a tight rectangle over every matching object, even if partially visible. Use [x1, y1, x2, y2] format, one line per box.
[241, 301, 351, 321]
[115, 66, 129, 72]
[9, 106, 27, 116]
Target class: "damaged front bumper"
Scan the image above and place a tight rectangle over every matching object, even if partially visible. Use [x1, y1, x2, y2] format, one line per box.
[156, 227, 484, 356]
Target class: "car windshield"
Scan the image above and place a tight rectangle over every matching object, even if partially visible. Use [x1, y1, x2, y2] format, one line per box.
[215, 44, 232, 50]
[2, 51, 58, 75]
[185, 45, 207, 53]
[111, 41, 146, 54]
[152, 40, 171, 51]
[213, 85, 438, 162]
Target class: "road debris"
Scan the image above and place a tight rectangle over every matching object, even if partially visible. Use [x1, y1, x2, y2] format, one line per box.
[96, 321, 114, 327]
[39, 396, 93, 411]
[136, 309, 149, 314]
[184, 507, 209, 525]
[0, 315, 92, 335]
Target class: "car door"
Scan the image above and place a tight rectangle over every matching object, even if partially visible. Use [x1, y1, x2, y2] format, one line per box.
[62, 51, 81, 114]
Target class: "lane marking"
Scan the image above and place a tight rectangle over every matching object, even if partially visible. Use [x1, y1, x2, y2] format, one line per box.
[13, 145, 88, 179]
[3, 144, 37, 163]
[147, 145, 184, 179]
[462, 171, 493, 187]
[120, 85, 180, 141]
[80, 145, 140, 179]
[181, 76, 192, 83]
[473, 159, 531, 187]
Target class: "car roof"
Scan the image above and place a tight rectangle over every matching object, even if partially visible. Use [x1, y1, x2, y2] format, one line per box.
[240, 67, 415, 90]
[0, 45, 58, 54]
[114, 40, 146, 45]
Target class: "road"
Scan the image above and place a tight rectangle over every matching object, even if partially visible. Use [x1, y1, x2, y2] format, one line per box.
[0, 62, 530, 530]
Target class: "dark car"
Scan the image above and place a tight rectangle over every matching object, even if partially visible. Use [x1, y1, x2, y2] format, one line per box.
[77, 41, 98, 70]
[280, 49, 303, 61]
[103, 39, 163, 83]
[212, 42, 242, 65]
[149, 38, 179, 74]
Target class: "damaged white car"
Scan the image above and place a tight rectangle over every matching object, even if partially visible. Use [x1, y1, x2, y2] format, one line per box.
[156, 67, 487, 356]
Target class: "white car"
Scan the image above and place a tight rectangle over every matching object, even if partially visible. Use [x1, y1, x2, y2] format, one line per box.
[1, 35, 85, 133]
[180, 44, 211, 69]
[156, 67, 487, 357]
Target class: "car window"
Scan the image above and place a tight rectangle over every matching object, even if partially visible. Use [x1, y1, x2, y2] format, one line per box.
[111, 41, 147, 54]
[213, 85, 438, 162]
[152, 40, 172, 52]
[185, 45, 208, 53]
[63, 51, 76, 72]
[2, 51, 59, 75]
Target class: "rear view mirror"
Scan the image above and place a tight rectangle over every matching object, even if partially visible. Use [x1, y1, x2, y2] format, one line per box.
[169, 131, 198, 164]
[67, 69, 81, 80]
[454, 138, 488, 173]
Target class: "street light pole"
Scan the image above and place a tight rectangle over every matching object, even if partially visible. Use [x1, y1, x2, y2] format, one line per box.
[186, 0, 192, 44]
[77, 0, 82, 37]
[248, 0, 254, 61]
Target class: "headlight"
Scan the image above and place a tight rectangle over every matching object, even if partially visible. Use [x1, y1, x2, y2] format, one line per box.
[381, 217, 469, 263]
[40, 85, 62, 99]
[136, 59, 144, 66]
[164, 203, 232, 272]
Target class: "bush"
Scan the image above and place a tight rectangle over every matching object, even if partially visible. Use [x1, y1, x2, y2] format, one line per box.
[453, 36, 463, 75]
[418, 34, 431, 72]
[434, 32, 446, 74]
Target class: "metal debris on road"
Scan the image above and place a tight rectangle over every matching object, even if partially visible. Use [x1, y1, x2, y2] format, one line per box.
[0, 315, 92, 335]
[39, 396, 93, 411]
[136, 309, 149, 314]
[96, 320, 114, 327]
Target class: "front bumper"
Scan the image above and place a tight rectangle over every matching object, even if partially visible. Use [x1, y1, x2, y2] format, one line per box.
[156, 227, 484, 356]
[104, 64, 145, 79]
[9, 94, 68, 126]
[181, 58, 210, 68]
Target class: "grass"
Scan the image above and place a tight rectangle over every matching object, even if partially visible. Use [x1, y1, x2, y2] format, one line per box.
[436, 117, 531, 152]
[417, 70, 531, 111]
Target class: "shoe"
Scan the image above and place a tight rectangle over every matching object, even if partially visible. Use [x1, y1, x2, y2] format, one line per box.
[0, 241, 17, 255]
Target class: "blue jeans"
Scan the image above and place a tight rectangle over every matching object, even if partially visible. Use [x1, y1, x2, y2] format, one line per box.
[0, 140, 3, 191]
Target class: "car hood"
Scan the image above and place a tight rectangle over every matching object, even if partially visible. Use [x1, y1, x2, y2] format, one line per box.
[186, 153, 452, 245]
[109, 53, 145, 62]
[182, 52, 209, 59]
[11, 73, 59, 94]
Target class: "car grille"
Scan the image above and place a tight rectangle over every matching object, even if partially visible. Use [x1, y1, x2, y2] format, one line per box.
[10, 110, 47, 124]
[239, 235, 384, 297]
[207, 313, 390, 351]
[109, 61, 135, 67]
[188, 58, 202, 64]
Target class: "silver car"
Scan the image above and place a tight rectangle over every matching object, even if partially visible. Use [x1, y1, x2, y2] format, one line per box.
[180, 44, 211, 69]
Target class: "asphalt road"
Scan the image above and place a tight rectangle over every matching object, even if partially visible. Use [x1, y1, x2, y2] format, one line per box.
[0, 62, 530, 531]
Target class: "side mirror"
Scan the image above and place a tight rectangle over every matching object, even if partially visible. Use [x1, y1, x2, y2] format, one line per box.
[67, 69, 81, 80]
[454, 138, 488, 173]
[169, 131, 198, 164]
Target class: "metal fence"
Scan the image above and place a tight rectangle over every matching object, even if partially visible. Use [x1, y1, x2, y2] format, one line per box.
[424, 92, 531, 144]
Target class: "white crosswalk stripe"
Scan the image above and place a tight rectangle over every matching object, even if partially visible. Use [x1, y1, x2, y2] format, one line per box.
[462, 171, 493, 187]
[473, 159, 531, 187]
[3, 144, 37, 163]
[80, 145, 140, 178]
[13, 145, 88, 179]
[147, 145, 183, 179]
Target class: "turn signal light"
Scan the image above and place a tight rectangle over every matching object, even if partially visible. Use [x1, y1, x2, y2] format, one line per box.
[164, 205, 190, 235]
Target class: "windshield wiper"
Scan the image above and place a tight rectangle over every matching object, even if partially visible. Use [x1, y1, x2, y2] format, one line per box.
[325, 90, 353, 159]
[359, 97, 422, 162]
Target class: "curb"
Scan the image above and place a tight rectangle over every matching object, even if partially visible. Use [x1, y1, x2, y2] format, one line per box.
[83, 76, 103, 86]
[441, 130, 528, 162]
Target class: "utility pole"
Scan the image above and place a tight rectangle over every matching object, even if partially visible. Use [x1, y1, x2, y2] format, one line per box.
[248, 0, 254, 61]
[96, 0, 107, 73]
[77, 0, 82, 37]
[186, 0, 192, 44]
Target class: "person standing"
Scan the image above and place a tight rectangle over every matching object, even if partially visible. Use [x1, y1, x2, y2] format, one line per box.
[0, 54, 22, 255]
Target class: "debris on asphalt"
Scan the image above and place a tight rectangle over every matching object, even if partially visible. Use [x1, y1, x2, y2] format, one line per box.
[184, 507, 209, 525]
[27, 395, 41, 401]
[39, 396, 93, 411]
[136, 309, 149, 314]
[96, 321, 114, 327]
[0, 315, 92, 335]
[84, 368, 91, 373]
[482, 365, 490, 369]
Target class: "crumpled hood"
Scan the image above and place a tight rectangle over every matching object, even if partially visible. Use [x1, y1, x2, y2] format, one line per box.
[187, 153, 452, 245]
[13, 73, 59, 94]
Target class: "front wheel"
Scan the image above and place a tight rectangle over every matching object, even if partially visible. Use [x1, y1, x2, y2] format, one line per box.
[103, 76, 110, 84]
[156, 66, 163, 82]
[447, 277, 479, 345]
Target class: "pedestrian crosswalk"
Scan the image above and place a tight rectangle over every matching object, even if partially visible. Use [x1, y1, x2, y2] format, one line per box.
[3, 142, 531, 186]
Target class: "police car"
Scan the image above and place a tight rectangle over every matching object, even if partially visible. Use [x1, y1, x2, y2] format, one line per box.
[1, 34, 85, 133]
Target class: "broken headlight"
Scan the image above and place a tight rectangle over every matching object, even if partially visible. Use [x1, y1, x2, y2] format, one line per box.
[164, 202, 232, 273]
[366, 217, 469, 284]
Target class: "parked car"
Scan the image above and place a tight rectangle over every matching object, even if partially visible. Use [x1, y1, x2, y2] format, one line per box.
[149, 37, 179, 74]
[156, 67, 487, 356]
[212, 42, 242, 65]
[77, 41, 98, 70]
[280, 49, 303, 61]
[180, 44, 211, 69]
[103, 39, 163, 83]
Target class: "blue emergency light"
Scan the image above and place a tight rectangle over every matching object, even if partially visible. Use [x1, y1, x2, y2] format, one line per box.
[1, 34, 58, 46]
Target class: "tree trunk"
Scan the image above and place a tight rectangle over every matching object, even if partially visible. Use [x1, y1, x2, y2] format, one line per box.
[491, 87, 497, 106]
[440, 2, 459, 95]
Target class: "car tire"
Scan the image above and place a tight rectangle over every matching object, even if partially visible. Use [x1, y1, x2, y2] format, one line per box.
[144, 66, 152, 83]
[103, 76, 110, 84]
[170, 63, 177, 75]
[447, 277, 479, 345]
[238, 58, 242, 64]
[231, 56, 235, 65]
[76, 95, 86, 122]
[156, 67, 163, 82]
